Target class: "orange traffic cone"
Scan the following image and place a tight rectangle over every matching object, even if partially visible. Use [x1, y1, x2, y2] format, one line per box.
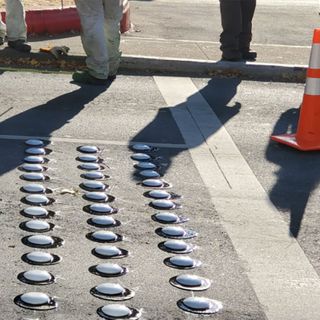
[271, 28, 320, 151]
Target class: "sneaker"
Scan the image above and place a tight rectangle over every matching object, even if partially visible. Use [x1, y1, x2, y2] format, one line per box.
[0, 37, 4, 46]
[8, 40, 31, 53]
[72, 70, 114, 86]
[242, 51, 257, 61]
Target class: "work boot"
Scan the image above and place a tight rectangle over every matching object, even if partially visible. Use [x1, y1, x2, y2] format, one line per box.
[72, 70, 115, 86]
[242, 51, 257, 61]
[8, 40, 31, 53]
[0, 37, 4, 46]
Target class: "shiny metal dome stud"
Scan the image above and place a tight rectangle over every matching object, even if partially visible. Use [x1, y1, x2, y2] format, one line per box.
[77, 154, 99, 162]
[22, 235, 64, 248]
[21, 183, 46, 194]
[14, 292, 57, 310]
[87, 216, 120, 228]
[25, 147, 48, 155]
[170, 274, 211, 291]
[22, 194, 53, 206]
[20, 172, 49, 182]
[80, 181, 108, 192]
[22, 251, 62, 265]
[24, 155, 47, 164]
[141, 179, 171, 188]
[81, 171, 108, 180]
[139, 170, 160, 179]
[91, 283, 135, 301]
[164, 255, 202, 270]
[155, 226, 198, 239]
[92, 246, 129, 259]
[97, 304, 141, 320]
[152, 212, 189, 224]
[20, 220, 54, 233]
[18, 270, 55, 285]
[131, 153, 151, 161]
[134, 161, 157, 170]
[77, 145, 100, 153]
[150, 199, 181, 210]
[144, 190, 181, 200]
[20, 207, 54, 219]
[19, 163, 46, 172]
[78, 162, 104, 171]
[177, 297, 223, 315]
[89, 263, 128, 277]
[83, 192, 115, 203]
[83, 203, 118, 215]
[158, 240, 194, 254]
[131, 143, 153, 152]
[87, 231, 123, 243]
[25, 139, 45, 147]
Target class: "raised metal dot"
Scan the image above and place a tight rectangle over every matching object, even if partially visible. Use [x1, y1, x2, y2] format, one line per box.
[21, 220, 53, 233]
[25, 139, 44, 147]
[177, 297, 223, 314]
[84, 203, 117, 215]
[90, 263, 128, 277]
[82, 171, 106, 180]
[156, 226, 197, 239]
[14, 292, 57, 310]
[84, 192, 114, 203]
[18, 270, 55, 285]
[20, 163, 45, 172]
[21, 207, 50, 218]
[159, 240, 194, 254]
[146, 190, 171, 199]
[21, 183, 46, 194]
[21, 172, 47, 182]
[80, 181, 107, 192]
[24, 194, 50, 206]
[150, 199, 178, 210]
[134, 161, 156, 170]
[78, 145, 100, 153]
[79, 162, 102, 171]
[152, 212, 189, 224]
[91, 283, 135, 301]
[139, 170, 160, 178]
[88, 216, 120, 228]
[25, 147, 46, 155]
[92, 246, 128, 259]
[77, 154, 99, 162]
[97, 304, 141, 320]
[22, 235, 64, 248]
[164, 256, 202, 269]
[131, 144, 152, 152]
[131, 153, 151, 161]
[170, 274, 211, 291]
[88, 231, 122, 243]
[22, 251, 62, 265]
[141, 179, 171, 188]
[24, 155, 46, 164]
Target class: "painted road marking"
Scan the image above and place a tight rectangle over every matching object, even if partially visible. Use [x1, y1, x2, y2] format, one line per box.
[155, 76, 320, 320]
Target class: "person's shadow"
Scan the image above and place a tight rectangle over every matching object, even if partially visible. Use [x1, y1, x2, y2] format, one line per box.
[266, 108, 320, 238]
[0, 81, 108, 178]
[130, 77, 242, 179]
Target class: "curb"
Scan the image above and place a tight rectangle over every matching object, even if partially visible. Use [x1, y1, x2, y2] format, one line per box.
[0, 52, 307, 83]
[0, 2, 131, 35]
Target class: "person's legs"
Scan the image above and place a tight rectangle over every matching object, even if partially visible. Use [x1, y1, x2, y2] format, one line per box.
[103, 0, 123, 76]
[0, 17, 6, 45]
[239, 0, 256, 56]
[75, 0, 109, 80]
[5, 0, 30, 52]
[219, 0, 242, 60]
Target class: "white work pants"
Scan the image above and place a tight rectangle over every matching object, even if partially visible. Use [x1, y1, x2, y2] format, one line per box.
[0, 0, 27, 41]
[75, 0, 123, 79]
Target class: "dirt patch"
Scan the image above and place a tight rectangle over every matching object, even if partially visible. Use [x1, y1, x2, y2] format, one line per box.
[0, 0, 75, 10]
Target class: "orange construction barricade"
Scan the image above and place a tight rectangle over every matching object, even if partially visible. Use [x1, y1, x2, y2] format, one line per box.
[271, 28, 320, 151]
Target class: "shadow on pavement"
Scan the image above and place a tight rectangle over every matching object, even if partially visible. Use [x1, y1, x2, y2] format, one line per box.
[266, 108, 320, 238]
[130, 77, 241, 180]
[0, 84, 108, 177]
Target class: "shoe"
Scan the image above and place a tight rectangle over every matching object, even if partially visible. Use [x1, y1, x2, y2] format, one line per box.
[0, 37, 4, 46]
[242, 51, 257, 61]
[221, 51, 243, 62]
[8, 40, 31, 53]
[72, 70, 115, 86]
